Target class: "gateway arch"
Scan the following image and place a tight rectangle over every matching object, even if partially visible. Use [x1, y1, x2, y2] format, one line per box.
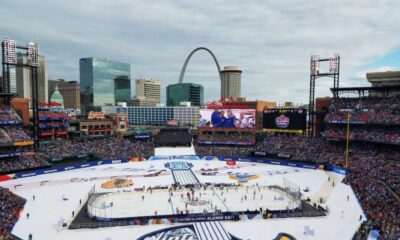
[178, 47, 222, 84]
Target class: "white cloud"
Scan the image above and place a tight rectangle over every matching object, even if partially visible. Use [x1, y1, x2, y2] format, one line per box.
[1, 0, 400, 103]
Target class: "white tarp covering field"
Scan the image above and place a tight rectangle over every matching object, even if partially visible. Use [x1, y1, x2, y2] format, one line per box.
[0, 147, 365, 240]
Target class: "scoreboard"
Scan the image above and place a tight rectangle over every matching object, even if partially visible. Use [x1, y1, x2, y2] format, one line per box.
[263, 108, 307, 134]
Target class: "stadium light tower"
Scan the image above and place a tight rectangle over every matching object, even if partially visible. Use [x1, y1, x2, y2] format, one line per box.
[1, 38, 40, 149]
[308, 54, 340, 137]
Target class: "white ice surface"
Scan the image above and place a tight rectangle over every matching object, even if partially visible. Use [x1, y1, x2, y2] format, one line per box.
[224, 183, 365, 240]
[154, 144, 196, 156]
[0, 154, 365, 240]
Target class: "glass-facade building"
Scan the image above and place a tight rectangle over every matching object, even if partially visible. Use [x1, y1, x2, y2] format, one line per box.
[102, 106, 199, 127]
[114, 75, 131, 105]
[166, 83, 204, 106]
[80, 58, 131, 114]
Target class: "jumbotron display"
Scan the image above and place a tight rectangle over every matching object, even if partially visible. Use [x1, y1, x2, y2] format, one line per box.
[199, 109, 256, 128]
[263, 108, 307, 133]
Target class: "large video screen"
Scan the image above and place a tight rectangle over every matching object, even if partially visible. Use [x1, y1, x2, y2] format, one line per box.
[199, 109, 256, 128]
[263, 108, 306, 133]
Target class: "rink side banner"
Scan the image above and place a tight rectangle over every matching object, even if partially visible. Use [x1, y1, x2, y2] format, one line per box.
[198, 155, 326, 171]
[13, 159, 129, 179]
[324, 165, 348, 175]
[11, 155, 347, 179]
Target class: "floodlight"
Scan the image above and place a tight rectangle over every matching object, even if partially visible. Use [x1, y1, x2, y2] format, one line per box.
[27, 42, 39, 66]
[2, 38, 17, 64]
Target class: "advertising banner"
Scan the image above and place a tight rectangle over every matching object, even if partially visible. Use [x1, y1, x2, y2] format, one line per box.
[88, 111, 105, 120]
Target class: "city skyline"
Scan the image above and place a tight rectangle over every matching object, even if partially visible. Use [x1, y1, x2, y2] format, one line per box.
[1, 1, 400, 104]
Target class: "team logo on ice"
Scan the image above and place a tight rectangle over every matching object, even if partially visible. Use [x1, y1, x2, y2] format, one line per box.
[275, 114, 290, 128]
[228, 173, 259, 183]
[101, 178, 133, 189]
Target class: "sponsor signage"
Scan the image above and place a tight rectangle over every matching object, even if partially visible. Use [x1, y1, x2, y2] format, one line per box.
[325, 165, 348, 175]
[198, 140, 254, 146]
[254, 151, 266, 156]
[226, 160, 236, 166]
[166, 119, 180, 126]
[14, 141, 34, 146]
[0, 120, 22, 125]
[176, 214, 235, 223]
[88, 111, 105, 120]
[133, 134, 151, 139]
[0, 152, 26, 158]
[117, 107, 127, 114]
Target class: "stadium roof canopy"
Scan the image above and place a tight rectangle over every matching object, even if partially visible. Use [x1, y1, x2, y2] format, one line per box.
[330, 86, 400, 97]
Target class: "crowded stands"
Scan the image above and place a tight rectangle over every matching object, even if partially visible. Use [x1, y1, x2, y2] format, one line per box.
[324, 125, 400, 145]
[38, 110, 69, 140]
[38, 111, 68, 121]
[2, 126, 31, 143]
[0, 105, 22, 124]
[197, 133, 255, 145]
[0, 138, 155, 174]
[327, 96, 400, 124]
[37, 138, 155, 161]
[195, 145, 253, 157]
[0, 105, 31, 144]
[0, 186, 26, 238]
[0, 155, 50, 174]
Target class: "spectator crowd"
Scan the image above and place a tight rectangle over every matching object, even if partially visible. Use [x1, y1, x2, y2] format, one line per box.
[37, 138, 155, 161]
[0, 105, 31, 145]
[0, 105, 22, 123]
[197, 133, 255, 146]
[0, 187, 26, 238]
[327, 96, 400, 125]
[324, 125, 400, 145]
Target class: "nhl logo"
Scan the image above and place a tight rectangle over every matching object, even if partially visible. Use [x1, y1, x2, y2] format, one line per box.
[275, 114, 289, 128]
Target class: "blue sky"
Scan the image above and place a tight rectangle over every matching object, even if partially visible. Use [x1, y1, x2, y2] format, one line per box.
[1, 0, 399, 104]
[362, 48, 400, 71]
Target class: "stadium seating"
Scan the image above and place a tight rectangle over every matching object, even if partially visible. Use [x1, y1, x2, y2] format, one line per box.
[37, 138, 155, 161]
[0, 187, 26, 238]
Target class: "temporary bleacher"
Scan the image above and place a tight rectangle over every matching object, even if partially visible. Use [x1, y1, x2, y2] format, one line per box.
[171, 169, 200, 186]
[193, 221, 232, 240]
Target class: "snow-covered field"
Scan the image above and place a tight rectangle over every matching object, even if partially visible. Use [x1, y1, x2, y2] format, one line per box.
[0, 147, 365, 240]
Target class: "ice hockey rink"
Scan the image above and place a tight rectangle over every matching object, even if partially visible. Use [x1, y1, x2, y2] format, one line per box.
[0, 145, 366, 240]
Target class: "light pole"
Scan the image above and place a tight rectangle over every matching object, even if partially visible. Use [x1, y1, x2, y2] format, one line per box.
[1, 38, 40, 149]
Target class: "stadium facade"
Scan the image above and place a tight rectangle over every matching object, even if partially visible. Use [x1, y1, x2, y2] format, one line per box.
[102, 106, 199, 127]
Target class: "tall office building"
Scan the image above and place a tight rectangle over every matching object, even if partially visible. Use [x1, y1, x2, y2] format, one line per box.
[2, 68, 17, 94]
[16, 54, 48, 102]
[114, 75, 132, 105]
[220, 66, 242, 99]
[79, 57, 130, 114]
[48, 79, 80, 110]
[37, 56, 48, 102]
[133, 79, 160, 107]
[9, 67, 17, 94]
[167, 83, 204, 106]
